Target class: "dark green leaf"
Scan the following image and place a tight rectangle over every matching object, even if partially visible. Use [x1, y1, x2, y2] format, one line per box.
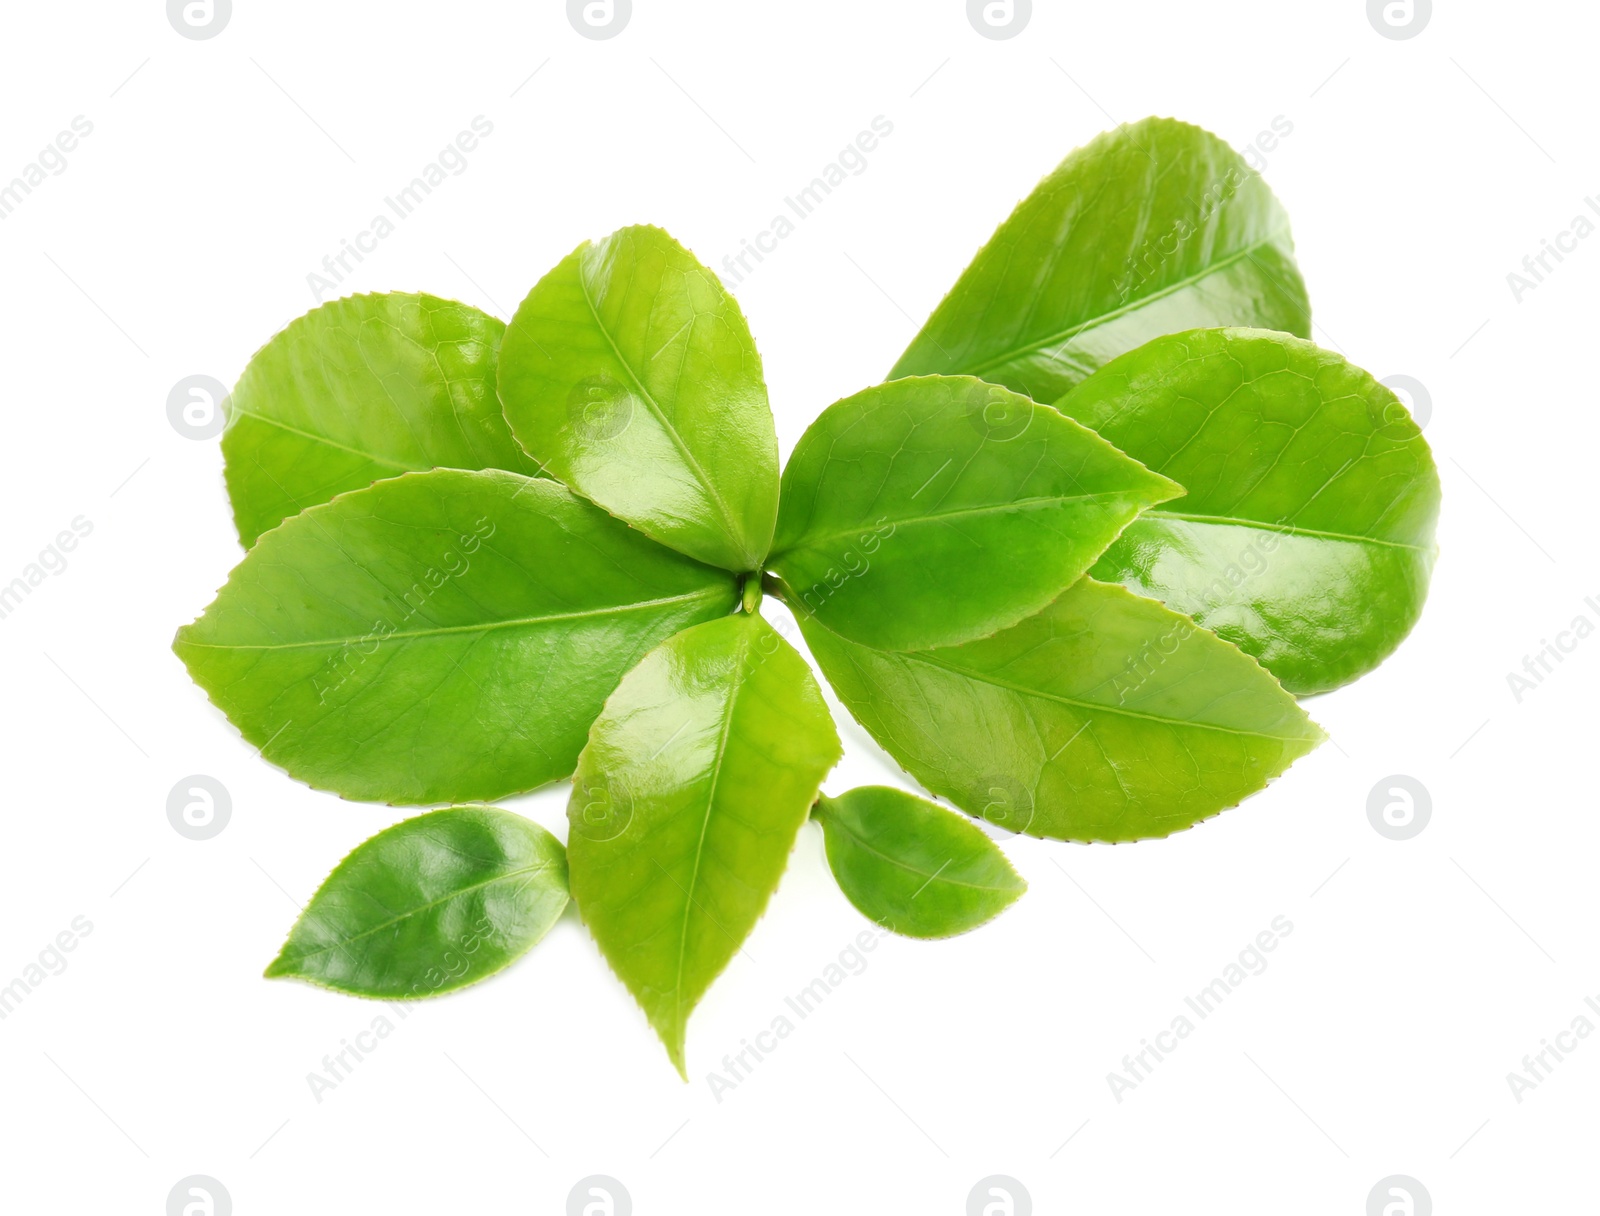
[890, 117, 1310, 403]
[498, 225, 779, 572]
[814, 786, 1026, 938]
[769, 375, 1180, 650]
[222, 293, 542, 547]
[567, 612, 841, 1075]
[265, 807, 568, 998]
[174, 468, 738, 804]
[1054, 328, 1440, 694]
[799, 578, 1323, 843]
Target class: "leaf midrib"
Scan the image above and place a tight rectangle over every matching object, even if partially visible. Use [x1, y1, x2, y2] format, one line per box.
[778, 489, 1158, 556]
[820, 809, 1021, 894]
[904, 649, 1318, 745]
[178, 586, 728, 652]
[230, 405, 424, 472]
[1141, 509, 1432, 554]
[285, 861, 559, 963]
[575, 257, 750, 562]
[668, 627, 751, 1044]
[961, 233, 1292, 379]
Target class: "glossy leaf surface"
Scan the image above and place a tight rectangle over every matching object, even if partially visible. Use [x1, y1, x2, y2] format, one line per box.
[567, 613, 840, 1074]
[174, 469, 738, 804]
[814, 786, 1026, 939]
[498, 225, 779, 572]
[769, 375, 1180, 650]
[265, 807, 568, 998]
[222, 293, 542, 547]
[1055, 328, 1441, 694]
[800, 578, 1323, 843]
[890, 117, 1310, 403]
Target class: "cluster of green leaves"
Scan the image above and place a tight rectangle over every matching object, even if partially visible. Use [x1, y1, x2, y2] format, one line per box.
[176, 116, 1438, 1074]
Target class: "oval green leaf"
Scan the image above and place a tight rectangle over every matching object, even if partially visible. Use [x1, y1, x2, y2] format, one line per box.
[567, 612, 841, 1076]
[498, 224, 779, 573]
[1053, 328, 1441, 694]
[222, 292, 543, 547]
[814, 786, 1026, 939]
[174, 468, 738, 804]
[799, 578, 1323, 843]
[769, 375, 1180, 651]
[264, 807, 568, 999]
[890, 117, 1310, 403]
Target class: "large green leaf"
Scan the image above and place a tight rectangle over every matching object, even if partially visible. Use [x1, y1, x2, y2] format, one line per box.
[890, 117, 1310, 403]
[799, 578, 1323, 843]
[814, 786, 1026, 939]
[265, 807, 568, 998]
[497, 225, 779, 573]
[174, 469, 738, 804]
[1054, 328, 1440, 695]
[566, 612, 840, 1075]
[222, 293, 543, 547]
[769, 375, 1180, 651]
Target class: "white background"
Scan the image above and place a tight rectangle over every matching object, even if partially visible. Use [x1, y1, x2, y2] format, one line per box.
[0, 1, 1593, 1212]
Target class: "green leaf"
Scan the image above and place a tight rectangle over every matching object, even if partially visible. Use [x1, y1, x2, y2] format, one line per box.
[497, 224, 779, 572]
[890, 117, 1310, 403]
[174, 468, 738, 804]
[264, 807, 568, 999]
[799, 578, 1323, 843]
[222, 292, 543, 548]
[814, 786, 1026, 939]
[769, 375, 1180, 650]
[1054, 328, 1441, 695]
[566, 612, 841, 1075]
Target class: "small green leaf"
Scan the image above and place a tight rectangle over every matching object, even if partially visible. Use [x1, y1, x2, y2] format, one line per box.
[799, 578, 1323, 843]
[814, 786, 1026, 939]
[1054, 328, 1441, 694]
[174, 468, 738, 804]
[498, 224, 780, 572]
[566, 613, 841, 1076]
[890, 117, 1310, 403]
[223, 293, 543, 547]
[265, 807, 568, 999]
[769, 375, 1180, 650]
